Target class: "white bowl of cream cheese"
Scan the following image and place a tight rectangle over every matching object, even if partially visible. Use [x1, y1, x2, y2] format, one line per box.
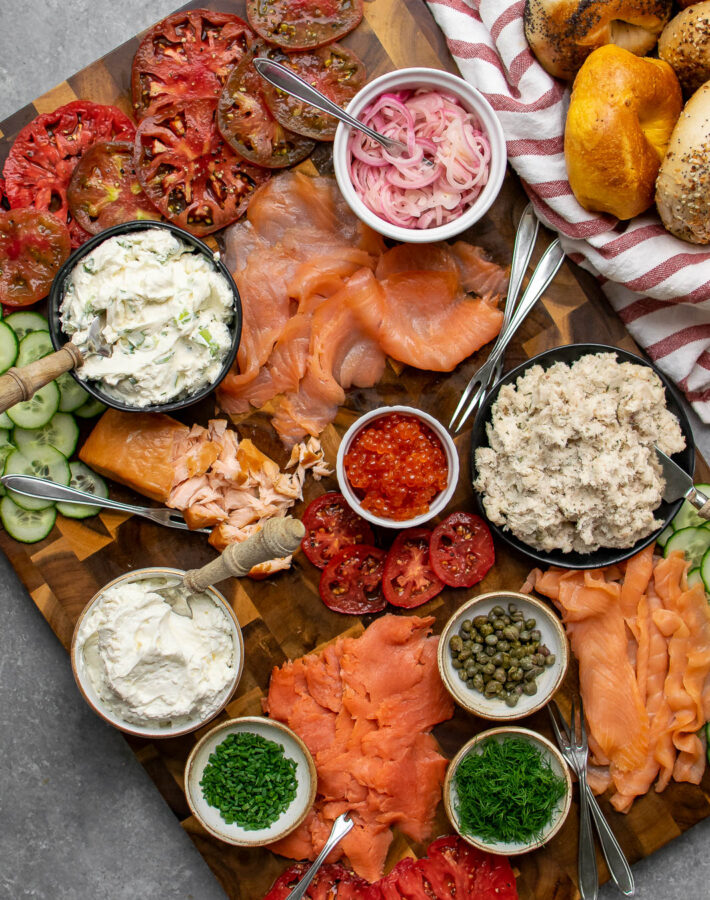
[71, 568, 244, 738]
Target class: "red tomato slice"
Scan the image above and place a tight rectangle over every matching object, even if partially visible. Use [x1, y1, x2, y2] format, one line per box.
[246, 0, 364, 50]
[259, 43, 366, 141]
[0, 209, 71, 307]
[2, 101, 136, 248]
[319, 544, 386, 615]
[133, 101, 270, 236]
[131, 9, 255, 120]
[0, 177, 7, 210]
[264, 864, 369, 899]
[217, 48, 315, 168]
[67, 141, 160, 235]
[382, 527, 444, 608]
[427, 836, 518, 899]
[429, 512, 495, 588]
[301, 492, 375, 569]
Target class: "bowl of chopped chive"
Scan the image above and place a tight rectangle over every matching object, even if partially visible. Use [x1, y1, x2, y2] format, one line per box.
[443, 726, 572, 855]
[437, 591, 568, 721]
[184, 716, 317, 847]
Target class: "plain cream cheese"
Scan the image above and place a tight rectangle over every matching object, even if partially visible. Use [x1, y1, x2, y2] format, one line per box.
[60, 229, 233, 407]
[78, 576, 236, 727]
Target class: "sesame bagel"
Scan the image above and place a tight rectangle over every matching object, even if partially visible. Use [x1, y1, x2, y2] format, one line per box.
[659, 2, 710, 96]
[525, 0, 673, 80]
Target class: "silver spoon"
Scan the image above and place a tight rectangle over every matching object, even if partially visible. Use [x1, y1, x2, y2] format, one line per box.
[252, 58, 435, 167]
[285, 814, 354, 900]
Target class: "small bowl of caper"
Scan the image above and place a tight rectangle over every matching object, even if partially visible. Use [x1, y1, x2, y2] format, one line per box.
[437, 591, 568, 721]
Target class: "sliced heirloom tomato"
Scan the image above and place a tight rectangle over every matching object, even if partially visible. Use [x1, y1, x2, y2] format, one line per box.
[0, 209, 71, 307]
[382, 527, 444, 608]
[301, 491, 375, 569]
[259, 43, 366, 140]
[2, 101, 136, 247]
[217, 47, 315, 168]
[132, 9, 255, 120]
[319, 544, 386, 615]
[427, 836, 518, 899]
[67, 141, 160, 234]
[264, 863, 369, 899]
[429, 511, 495, 588]
[133, 101, 270, 236]
[247, 0, 364, 50]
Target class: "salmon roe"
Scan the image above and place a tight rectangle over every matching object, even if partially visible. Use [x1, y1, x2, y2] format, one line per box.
[344, 413, 448, 520]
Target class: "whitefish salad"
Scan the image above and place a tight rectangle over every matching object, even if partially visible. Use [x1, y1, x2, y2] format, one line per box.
[60, 229, 234, 407]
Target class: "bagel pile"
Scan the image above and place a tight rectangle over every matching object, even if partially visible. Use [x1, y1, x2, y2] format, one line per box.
[525, 0, 710, 242]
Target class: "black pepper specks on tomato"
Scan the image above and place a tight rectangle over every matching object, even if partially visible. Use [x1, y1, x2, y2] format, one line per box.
[429, 511, 495, 588]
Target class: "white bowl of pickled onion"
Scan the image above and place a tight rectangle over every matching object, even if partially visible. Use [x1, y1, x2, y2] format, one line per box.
[333, 68, 506, 243]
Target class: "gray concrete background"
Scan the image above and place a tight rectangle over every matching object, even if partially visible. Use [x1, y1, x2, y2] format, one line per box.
[2, 2, 710, 899]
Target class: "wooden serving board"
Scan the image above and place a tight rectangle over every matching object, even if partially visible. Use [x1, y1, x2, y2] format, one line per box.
[2, 2, 710, 898]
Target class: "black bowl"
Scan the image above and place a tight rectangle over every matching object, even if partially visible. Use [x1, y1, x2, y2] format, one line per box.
[48, 220, 241, 414]
[470, 343, 695, 569]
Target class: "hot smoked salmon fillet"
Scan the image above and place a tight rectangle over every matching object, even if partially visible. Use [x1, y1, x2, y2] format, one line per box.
[265, 615, 454, 883]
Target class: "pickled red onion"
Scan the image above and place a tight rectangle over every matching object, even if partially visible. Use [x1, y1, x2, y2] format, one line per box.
[348, 89, 491, 229]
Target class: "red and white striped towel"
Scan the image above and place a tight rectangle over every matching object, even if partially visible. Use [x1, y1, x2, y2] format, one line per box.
[426, 0, 710, 422]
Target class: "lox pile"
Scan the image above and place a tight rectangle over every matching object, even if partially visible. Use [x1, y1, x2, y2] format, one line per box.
[527, 545, 710, 813]
[264, 615, 454, 882]
[219, 170, 508, 445]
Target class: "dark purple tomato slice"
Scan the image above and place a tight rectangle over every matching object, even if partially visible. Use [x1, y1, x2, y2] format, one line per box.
[217, 47, 315, 168]
[301, 491, 375, 569]
[0, 209, 70, 307]
[319, 545, 387, 615]
[247, 0, 364, 51]
[382, 527, 444, 608]
[259, 43, 366, 140]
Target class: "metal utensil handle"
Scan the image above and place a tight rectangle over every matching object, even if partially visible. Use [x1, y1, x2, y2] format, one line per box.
[578, 767, 599, 900]
[0, 474, 147, 514]
[586, 786, 634, 896]
[182, 517, 306, 591]
[286, 814, 354, 900]
[0, 345, 82, 413]
[688, 487, 710, 518]
[253, 58, 386, 146]
[502, 205, 539, 333]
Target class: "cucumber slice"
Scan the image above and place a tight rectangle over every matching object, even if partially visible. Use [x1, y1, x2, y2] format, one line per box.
[0, 321, 19, 374]
[664, 525, 710, 570]
[74, 396, 107, 419]
[707, 723, 710, 765]
[688, 567, 705, 591]
[13, 412, 79, 458]
[0, 432, 14, 499]
[0, 412, 11, 428]
[0, 496, 56, 543]
[6, 381, 60, 429]
[3, 446, 70, 511]
[16, 331, 53, 367]
[57, 371, 90, 412]
[56, 461, 108, 519]
[4, 310, 49, 341]
[671, 485, 710, 531]
[700, 547, 710, 594]
[656, 522, 675, 548]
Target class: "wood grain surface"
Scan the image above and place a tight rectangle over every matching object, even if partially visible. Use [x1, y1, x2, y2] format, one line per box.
[1, 2, 709, 898]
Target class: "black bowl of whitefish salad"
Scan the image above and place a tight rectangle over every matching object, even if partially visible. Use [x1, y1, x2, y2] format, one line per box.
[48, 220, 241, 413]
[470, 343, 695, 569]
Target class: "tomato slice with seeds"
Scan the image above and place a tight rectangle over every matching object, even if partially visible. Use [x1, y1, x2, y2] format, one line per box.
[217, 48, 315, 168]
[429, 511, 495, 588]
[67, 141, 160, 235]
[427, 836, 518, 899]
[319, 544, 386, 615]
[301, 491, 375, 569]
[0, 209, 71, 307]
[247, 0, 364, 51]
[131, 9, 255, 120]
[264, 863, 369, 899]
[259, 43, 366, 141]
[2, 101, 136, 248]
[382, 527, 444, 608]
[133, 101, 270, 236]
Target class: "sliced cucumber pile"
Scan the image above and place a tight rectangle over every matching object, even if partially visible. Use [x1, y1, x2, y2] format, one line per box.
[0, 311, 108, 544]
[662, 483, 710, 596]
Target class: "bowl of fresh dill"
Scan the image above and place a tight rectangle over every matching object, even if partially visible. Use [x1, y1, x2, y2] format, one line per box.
[443, 726, 572, 855]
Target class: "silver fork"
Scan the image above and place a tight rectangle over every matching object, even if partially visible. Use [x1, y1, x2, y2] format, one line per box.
[285, 814, 354, 900]
[0, 474, 210, 534]
[449, 238, 565, 433]
[549, 701, 634, 896]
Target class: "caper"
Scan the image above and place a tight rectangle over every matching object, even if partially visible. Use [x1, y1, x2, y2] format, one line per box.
[452, 658, 463, 670]
[512, 611, 524, 621]
[519, 630, 530, 642]
[510, 667, 524, 682]
[494, 667, 506, 683]
[500, 653, 511, 668]
[480, 623, 493, 636]
[539, 645, 550, 657]
[529, 642, 540, 653]
[505, 692, 520, 708]
[491, 605, 505, 617]
[508, 602, 519, 614]
[487, 609, 497, 621]
[458, 668, 468, 681]
[525, 618, 536, 630]
[502, 625, 519, 641]
[498, 640, 510, 652]
[491, 652, 504, 666]
[465, 661, 478, 677]
[461, 619, 472, 633]
[533, 653, 545, 667]
[485, 634, 498, 647]
[473, 674, 484, 691]
[476, 652, 488, 665]
[523, 681, 538, 696]
[531, 629, 541, 642]
[504, 681, 516, 692]
[485, 645, 496, 657]
[526, 666, 544, 681]
[473, 616, 487, 630]
[483, 662, 495, 676]
[502, 615, 512, 627]
[471, 642, 483, 655]
[510, 647, 523, 659]
[493, 618, 506, 630]
[520, 656, 533, 671]
[462, 639, 473, 651]
[485, 680, 502, 695]
[459, 648, 472, 662]
[449, 635, 463, 652]
[545, 654, 556, 667]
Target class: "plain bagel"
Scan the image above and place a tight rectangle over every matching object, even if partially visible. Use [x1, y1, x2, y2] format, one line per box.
[659, 2, 710, 96]
[564, 45, 682, 219]
[656, 82, 710, 243]
[525, 0, 673, 80]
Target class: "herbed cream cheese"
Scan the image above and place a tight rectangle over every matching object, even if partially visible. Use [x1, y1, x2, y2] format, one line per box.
[78, 576, 236, 727]
[60, 228, 233, 407]
[474, 353, 686, 554]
